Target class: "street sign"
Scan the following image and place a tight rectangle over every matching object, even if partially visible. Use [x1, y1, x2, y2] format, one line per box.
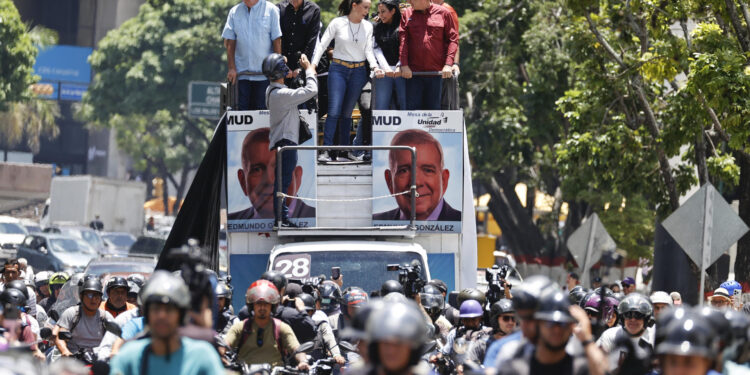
[661, 183, 749, 304]
[566, 212, 616, 287]
[188, 81, 221, 119]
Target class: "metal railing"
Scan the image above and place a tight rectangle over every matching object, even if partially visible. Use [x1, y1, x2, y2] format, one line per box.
[275, 145, 417, 230]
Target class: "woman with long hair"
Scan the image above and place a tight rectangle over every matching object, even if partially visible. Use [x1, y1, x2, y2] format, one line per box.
[312, 0, 384, 162]
[372, 0, 405, 110]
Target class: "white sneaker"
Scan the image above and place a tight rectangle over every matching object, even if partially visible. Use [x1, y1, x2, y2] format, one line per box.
[347, 152, 364, 162]
[318, 151, 331, 162]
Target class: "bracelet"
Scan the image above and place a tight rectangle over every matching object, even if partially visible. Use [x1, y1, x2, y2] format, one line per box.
[581, 338, 595, 346]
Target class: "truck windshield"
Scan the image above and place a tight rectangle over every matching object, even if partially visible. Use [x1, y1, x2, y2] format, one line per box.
[272, 251, 427, 295]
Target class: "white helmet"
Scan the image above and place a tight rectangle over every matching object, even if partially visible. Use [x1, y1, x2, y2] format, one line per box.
[650, 291, 672, 306]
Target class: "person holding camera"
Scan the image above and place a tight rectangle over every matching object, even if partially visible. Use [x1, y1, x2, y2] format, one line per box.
[262, 52, 318, 228]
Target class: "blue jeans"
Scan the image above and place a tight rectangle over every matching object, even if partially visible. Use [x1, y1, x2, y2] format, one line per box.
[273, 139, 297, 222]
[405, 76, 442, 110]
[373, 76, 407, 110]
[323, 62, 369, 146]
[238, 79, 270, 110]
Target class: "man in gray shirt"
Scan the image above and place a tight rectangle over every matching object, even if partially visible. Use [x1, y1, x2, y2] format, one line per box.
[262, 52, 318, 227]
[53, 277, 115, 356]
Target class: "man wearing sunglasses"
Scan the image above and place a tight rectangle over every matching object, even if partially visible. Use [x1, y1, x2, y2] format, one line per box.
[497, 291, 593, 375]
[467, 299, 516, 364]
[53, 277, 115, 359]
[596, 293, 654, 355]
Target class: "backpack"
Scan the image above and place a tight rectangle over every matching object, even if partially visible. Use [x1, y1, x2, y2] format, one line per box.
[236, 318, 287, 357]
[69, 304, 107, 338]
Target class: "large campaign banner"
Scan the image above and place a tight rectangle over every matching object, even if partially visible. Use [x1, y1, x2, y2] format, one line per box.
[226, 110, 317, 232]
[372, 110, 463, 233]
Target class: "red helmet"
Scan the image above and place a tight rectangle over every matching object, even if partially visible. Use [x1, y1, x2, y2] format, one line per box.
[246, 280, 280, 305]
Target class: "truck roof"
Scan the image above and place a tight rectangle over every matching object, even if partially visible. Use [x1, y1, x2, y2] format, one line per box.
[270, 240, 427, 255]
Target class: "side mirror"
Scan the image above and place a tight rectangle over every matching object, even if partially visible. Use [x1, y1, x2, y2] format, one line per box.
[58, 331, 73, 341]
[295, 341, 314, 354]
[104, 320, 122, 337]
[39, 246, 47, 254]
[40, 327, 53, 340]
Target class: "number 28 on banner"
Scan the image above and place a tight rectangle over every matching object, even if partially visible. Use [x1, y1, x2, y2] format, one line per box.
[272, 254, 311, 278]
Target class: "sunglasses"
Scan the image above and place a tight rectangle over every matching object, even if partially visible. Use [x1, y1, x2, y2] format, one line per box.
[542, 321, 571, 329]
[500, 315, 516, 322]
[257, 327, 264, 347]
[83, 292, 102, 300]
[622, 311, 646, 320]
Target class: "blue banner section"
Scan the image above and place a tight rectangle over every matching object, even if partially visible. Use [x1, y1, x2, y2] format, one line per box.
[33, 46, 93, 83]
[59, 83, 88, 101]
[427, 253, 455, 296]
[229, 254, 270, 313]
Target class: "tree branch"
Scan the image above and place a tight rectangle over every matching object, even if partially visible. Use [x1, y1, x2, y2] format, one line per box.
[696, 89, 750, 160]
[741, 2, 750, 40]
[724, 0, 750, 52]
[585, 13, 626, 68]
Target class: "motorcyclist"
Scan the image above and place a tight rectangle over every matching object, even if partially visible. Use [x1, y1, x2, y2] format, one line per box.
[320, 281, 344, 338]
[34, 271, 50, 301]
[109, 270, 225, 374]
[126, 281, 139, 305]
[442, 299, 492, 368]
[419, 284, 452, 345]
[340, 287, 368, 333]
[568, 285, 587, 306]
[257, 271, 317, 343]
[126, 273, 146, 289]
[101, 276, 137, 318]
[1, 259, 36, 317]
[580, 292, 619, 338]
[0, 288, 44, 360]
[597, 293, 654, 355]
[656, 309, 718, 375]
[299, 292, 345, 364]
[4, 280, 42, 339]
[53, 276, 116, 359]
[222, 280, 309, 370]
[39, 272, 68, 313]
[347, 300, 433, 375]
[466, 298, 515, 365]
[215, 281, 238, 336]
[381, 280, 404, 296]
[649, 291, 673, 318]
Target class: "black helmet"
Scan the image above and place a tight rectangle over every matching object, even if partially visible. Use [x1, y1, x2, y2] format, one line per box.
[261, 271, 288, 293]
[215, 282, 233, 299]
[569, 286, 587, 305]
[262, 53, 289, 81]
[511, 275, 553, 311]
[79, 277, 104, 296]
[427, 279, 447, 295]
[420, 284, 445, 320]
[381, 280, 404, 296]
[127, 281, 140, 301]
[127, 274, 146, 288]
[457, 288, 487, 308]
[696, 306, 731, 348]
[534, 291, 575, 324]
[0, 288, 27, 308]
[367, 301, 430, 366]
[656, 313, 718, 359]
[298, 293, 316, 312]
[106, 276, 129, 293]
[319, 281, 342, 308]
[491, 299, 515, 317]
[5, 280, 29, 300]
[724, 309, 750, 344]
[655, 306, 689, 347]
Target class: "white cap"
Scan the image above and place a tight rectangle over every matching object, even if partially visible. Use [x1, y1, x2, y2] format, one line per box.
[650, 291, 673, 305]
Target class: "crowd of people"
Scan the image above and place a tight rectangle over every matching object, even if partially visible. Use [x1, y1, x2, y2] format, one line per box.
[1, 250, 749, 375]
[223, 0, 459, 162]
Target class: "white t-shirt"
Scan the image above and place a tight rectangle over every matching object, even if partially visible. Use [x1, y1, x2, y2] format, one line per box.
[312, 16, 378, 68]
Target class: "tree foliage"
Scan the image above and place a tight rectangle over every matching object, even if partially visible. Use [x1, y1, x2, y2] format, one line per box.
[0, 0, 37, 110]
[460, 0, 750, 271]
[78, 0, 233, 213]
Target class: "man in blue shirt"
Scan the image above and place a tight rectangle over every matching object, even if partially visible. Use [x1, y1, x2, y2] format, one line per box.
[109, 271, 224, 375]
[223, 0, 283, 110]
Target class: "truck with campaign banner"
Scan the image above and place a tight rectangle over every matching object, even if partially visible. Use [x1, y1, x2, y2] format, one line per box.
[223, 107, 477, 312]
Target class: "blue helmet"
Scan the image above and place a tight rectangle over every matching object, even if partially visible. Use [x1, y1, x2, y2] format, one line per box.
[459, 300, 483, 318]
[721, 280, 742, 296]
[262, 53, 289, 81]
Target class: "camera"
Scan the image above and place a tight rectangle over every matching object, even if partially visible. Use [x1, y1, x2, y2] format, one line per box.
[386, 260, 425, 299]
[289, 276, 324, 295]
[485, 264, 511, 304]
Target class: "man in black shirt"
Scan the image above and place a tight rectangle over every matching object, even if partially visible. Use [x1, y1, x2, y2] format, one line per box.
[277, 0, 320, 73]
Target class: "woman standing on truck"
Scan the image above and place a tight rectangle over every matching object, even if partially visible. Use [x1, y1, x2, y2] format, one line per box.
[372, 0, 405, 110]
[312, 0, 384, 162]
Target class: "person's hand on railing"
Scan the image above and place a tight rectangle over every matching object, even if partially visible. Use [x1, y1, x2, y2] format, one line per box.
[227, 68, 237, 84]
[374, 67, 385, 79]
[387, 68, 398, 78]
[451, 64, 460, 76]
[441, 64, 453, 79]
[399, 65, 413, 79]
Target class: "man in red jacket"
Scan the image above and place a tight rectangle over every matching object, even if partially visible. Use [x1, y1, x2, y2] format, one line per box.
[398, 0, 458, 110]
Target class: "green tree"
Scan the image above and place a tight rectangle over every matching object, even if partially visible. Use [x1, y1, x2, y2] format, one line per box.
[0, 24, 61, 160]
[0, 0, 37, 109]
[78, 0, 233, 214]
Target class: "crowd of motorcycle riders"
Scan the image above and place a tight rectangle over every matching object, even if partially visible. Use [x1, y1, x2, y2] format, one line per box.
[0, 248, 748, 375]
